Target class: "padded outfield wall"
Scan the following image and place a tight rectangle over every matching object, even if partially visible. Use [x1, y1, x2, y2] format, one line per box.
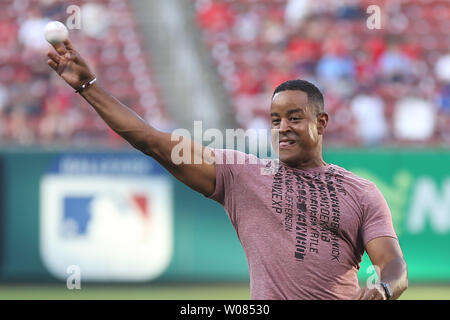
[0, 148, 449, 284]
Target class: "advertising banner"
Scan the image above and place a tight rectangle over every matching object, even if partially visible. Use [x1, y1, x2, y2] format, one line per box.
[325, 149, 450, 282]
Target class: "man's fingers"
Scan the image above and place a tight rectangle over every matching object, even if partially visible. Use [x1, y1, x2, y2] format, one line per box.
[360, 287, 386, 300]
[361, 289, 374, 300]
[351, 289, 364, 300]
[372, 287, 387, 300]
[357, 288, 377, 300]
[47, 51, 60, 63]
[47, 59, 58, 70]
[51, 42, 67, 55]
[63, 39, 75, 51]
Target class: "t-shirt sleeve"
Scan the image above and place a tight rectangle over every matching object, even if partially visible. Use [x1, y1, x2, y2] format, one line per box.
[206, 149, 258, 226]
[207, 149, 233, 206]
[207, 148, 249, 204]
[361, 183, 398, 247]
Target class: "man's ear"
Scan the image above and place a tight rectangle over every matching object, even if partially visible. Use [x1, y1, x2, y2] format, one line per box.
[316, 112, 328, 135]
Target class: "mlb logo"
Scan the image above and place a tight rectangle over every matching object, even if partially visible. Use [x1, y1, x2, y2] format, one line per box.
[40, 175, 173, 281]
[61, 194, 150, 238]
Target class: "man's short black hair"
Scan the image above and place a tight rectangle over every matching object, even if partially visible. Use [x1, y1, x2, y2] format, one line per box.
[272, 79, 324, 115]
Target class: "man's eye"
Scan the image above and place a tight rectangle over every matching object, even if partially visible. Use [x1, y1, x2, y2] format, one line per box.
[272, 119, 280, 124]
[290, 117, 301, 121]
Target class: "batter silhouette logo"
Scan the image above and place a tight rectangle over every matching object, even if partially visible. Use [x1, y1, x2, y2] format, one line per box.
[61, 193, 150, 238]
[40, 153, 173, 281]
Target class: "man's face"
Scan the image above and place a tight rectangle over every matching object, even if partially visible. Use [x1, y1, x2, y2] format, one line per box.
[270, 90, 327, 167]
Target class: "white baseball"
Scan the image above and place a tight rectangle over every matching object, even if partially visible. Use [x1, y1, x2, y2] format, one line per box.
[44, 21, 69, 45]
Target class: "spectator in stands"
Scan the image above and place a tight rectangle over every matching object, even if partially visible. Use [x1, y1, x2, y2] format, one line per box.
[234, 64, 263, 96]
[197, 0, 235, 32]
[233, 5, 261, 43]
[317, 38, 355, 80]
[39, 93, 72, 145]
[0, 83, 8, 141]
[41, 0, 67, 19]
[262, 11, 285, 46]
[334, 0, 364, 20]
[316, 37, 356, 97]
[350, 88, 388, 145]
[0, 10, 18, 60]
[81, 2, 111, 39]
[265, 55, 296, 94]
[377, 39, 415, 83]
[284, 0, 310, 30]
[286, 32, 320, 64]
[436, 84, 450, 113]
[9, 105, 34, 145]
[435, 53, 450, 84]
[0, 84, 9, 112]
[433, 53, 450, 141]
[18, 7, 50, 52]
[393, 96, 436, 142]
[0, 110, 6, 142]
[366, 37, 387, 64]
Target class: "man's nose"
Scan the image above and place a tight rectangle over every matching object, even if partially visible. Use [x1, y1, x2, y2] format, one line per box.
[279, 118, 290, 133]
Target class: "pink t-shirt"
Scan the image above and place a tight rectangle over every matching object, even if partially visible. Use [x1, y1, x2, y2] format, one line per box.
[208, 149, 398, 300]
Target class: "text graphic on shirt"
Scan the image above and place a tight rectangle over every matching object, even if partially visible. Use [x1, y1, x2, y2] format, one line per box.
[271, 166, 344, 263]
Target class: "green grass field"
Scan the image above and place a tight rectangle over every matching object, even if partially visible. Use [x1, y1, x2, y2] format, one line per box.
[0, 284, 449, 300]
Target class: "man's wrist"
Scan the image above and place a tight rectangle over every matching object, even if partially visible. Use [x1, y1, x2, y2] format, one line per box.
[75, 77, 97, 94]
[379, 281, 392, 300]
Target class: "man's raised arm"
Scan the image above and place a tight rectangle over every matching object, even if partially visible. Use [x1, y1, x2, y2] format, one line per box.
[47, 39, 216, 196]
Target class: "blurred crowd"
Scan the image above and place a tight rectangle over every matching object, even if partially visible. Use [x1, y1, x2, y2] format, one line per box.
[0, 0, 171, 147]
[1, 0, 449, 147]
[194, 0, 450, 146]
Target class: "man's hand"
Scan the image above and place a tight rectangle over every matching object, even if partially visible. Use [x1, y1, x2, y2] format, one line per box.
[352, 284, 387, 300]
[45, 37, 217, 197]
[47, 39, 96, 90]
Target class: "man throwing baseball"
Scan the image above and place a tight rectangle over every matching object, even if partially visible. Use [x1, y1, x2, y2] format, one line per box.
[47, 38, 408, 300]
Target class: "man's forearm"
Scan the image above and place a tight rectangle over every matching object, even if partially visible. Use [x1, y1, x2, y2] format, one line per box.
[79, 82, 155, 152]
[76, 79, 216, 196]
[380, 257, 408, 300]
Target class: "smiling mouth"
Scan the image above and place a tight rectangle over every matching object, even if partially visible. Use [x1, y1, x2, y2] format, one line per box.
[279, 140, 296, 149]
